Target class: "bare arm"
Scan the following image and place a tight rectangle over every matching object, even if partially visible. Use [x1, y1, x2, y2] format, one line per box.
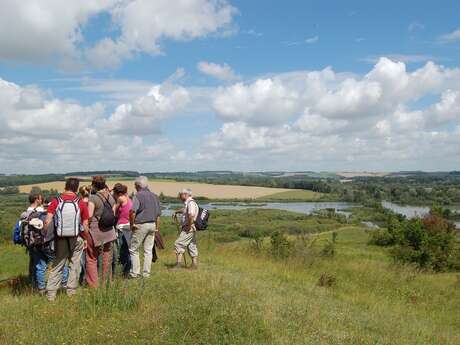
[44, 212, 53, 229]
[156, 216, 160, 232]
[113, 203, 119, 216]
[129, 210, 137, 231]
[82, 219, 89, 233]
[173, 207, 185, 220]
[88, 201, 95, 218]
[185, 213, 194, 232]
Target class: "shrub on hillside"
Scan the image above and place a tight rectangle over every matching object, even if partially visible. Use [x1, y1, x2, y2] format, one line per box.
[291, 232, 318, 265]
[368, 228, 396, 246]
[391, 213, 458, 272]
[248, 229, 264, 252]
[320, 240, 335, 257]
[368, 214, 406, 246]
[270, 231, 291, 259]
[317, 273, 336, 287]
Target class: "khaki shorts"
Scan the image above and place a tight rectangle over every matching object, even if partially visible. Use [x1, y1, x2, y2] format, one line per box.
[174, 230, 198, 257]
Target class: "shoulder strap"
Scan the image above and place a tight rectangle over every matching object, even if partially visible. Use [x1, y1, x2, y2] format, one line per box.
[96, 193, 110, 205]
[185, 199, 198, 213]
[26, 208, 38, 220]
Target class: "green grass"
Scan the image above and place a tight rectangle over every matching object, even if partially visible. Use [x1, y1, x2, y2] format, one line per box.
[0, 194, 28, 244]
[207, 208, 348, 243]
[0, 210, 459, 344]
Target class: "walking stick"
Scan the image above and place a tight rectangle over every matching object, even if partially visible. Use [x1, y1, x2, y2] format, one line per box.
[173, 213, 187, 267]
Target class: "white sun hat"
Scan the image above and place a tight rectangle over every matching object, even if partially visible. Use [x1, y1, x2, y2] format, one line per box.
[29, 218, 44, 230]
[179, 188, 193, 196]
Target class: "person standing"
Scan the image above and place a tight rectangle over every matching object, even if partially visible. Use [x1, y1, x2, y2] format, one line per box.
[19, 191, 46, 291]
[113, 183, 133, 276]
[86, 176, 117, 288]
[37, 198, 69, 295]
[45, 178, 89, 302]
[129, 176, 161, 278]
[78, 186, 91, 285]
[173, 188, 199, 269]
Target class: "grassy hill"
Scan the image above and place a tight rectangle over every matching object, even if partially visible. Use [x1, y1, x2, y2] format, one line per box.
[0, 209, 459, 344]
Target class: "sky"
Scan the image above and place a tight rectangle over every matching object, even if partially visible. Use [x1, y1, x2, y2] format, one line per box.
[0, 0, 460, 174]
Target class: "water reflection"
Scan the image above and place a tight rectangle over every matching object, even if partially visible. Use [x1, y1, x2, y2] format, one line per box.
[162, 202, 356, 217]
[382, 201, 460, 229]
[381, 201, 430, 219]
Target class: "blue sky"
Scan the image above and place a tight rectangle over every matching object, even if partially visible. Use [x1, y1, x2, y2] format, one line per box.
[0, 0, 460, 173]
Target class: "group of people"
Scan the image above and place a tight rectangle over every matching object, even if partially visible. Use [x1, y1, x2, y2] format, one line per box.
[17, 175, 200, 302]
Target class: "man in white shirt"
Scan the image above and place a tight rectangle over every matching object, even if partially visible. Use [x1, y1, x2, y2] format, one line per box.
[173, 188, 199, 269]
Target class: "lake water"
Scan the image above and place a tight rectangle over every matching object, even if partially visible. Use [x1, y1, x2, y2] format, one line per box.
[381, 201, 430, 219]
[382, 201, 460, 229]
[162, 200, 460, 229]
[162, 201, 355, 217]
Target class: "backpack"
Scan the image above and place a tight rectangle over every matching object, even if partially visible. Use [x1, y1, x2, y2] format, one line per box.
[195, 207, 210, 231]
[12, 220, 23, 245]
[189, 200, 209, 231]
[22, 209, 46, 248]
[96, 193, 117, 230]
[55, 196, 81, 237]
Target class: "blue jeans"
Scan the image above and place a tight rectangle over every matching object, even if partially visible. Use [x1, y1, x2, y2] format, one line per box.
[119, 231, 132, 275]
[30, 247, 69, 290]
[114, 227, 131, 276]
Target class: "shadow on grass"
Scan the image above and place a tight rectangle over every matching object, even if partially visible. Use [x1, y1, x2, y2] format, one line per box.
[163, 262, 195, 270]
[0, 274, 33, 296]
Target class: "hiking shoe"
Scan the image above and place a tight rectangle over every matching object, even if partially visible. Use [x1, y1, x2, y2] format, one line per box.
[190, 263, 198, 270]
[37, 289, 46, 296]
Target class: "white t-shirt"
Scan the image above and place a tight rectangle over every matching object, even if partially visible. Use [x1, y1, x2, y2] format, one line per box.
[21, 206, 45, 220]
[27, 206, 45, 212]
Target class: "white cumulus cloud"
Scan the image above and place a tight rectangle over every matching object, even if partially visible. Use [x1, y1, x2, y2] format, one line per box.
[197, 61, 240, 81]
[0, 0, 237, 69]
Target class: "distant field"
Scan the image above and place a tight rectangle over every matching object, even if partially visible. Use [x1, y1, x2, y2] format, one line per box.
[18, 179, 296, 199]
[257, 190, 322, 201]
[337, 171, 390, 178]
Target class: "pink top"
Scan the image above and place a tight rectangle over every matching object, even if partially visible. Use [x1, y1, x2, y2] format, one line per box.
[117, 198, 132, 225]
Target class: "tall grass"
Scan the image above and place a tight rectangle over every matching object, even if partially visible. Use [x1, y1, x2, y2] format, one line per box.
[0, 211, 459, 344]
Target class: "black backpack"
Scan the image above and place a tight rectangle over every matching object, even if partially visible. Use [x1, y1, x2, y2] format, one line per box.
[96, 194, 117, 230]
[22, 210, 46, 248]
[195, 207, 210, 231]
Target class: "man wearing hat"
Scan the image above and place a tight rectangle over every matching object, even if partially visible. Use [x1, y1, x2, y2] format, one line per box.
[173, 188, 199, 269]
